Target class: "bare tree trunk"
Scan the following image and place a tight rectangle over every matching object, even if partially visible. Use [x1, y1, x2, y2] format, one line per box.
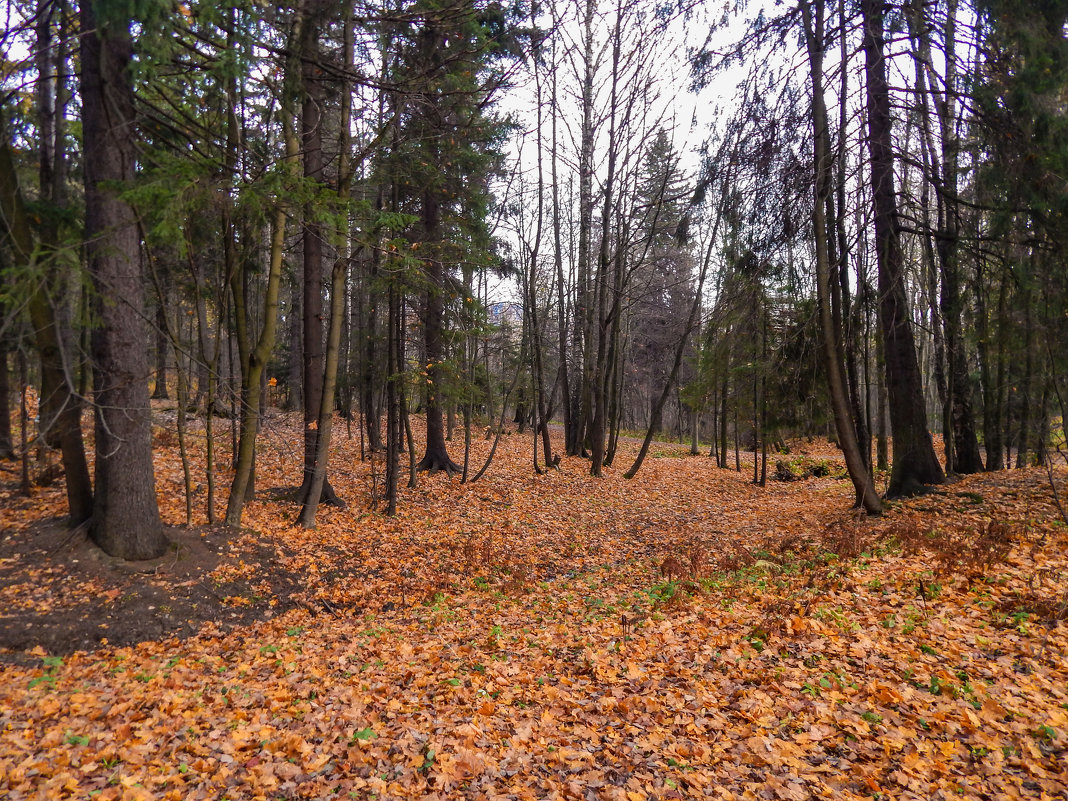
[297, 0, 342, 505]
[384, 281, 400, 515]
[549, 17, 573, 457]
[0, 142, 94, 525]
[974, 257, 997, 470]
[151, 279, 170, 399]
[719, 370, 729, 468]
[910, 0, 982, 475]
[19, 350, 31, 495]
[862, 0, 944, 497]
[363, 245, 384, 451]
[0, 348, 12, 458]
[226, 206, 287, 527]
[835, 0, 871, 471]
[802, 0, 881, 513]
[1, 7, 93, 526]
[625, 186, 720, 479]
[300, 6, 354, 526]
[574, 0, 596, 458]
[80, 4, 165, 558]
[286, 282, 303, 411]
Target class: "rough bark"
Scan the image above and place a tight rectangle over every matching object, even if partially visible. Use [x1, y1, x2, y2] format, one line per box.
[297, 0, 342, 505]
[80, 4, 166, 558]
[861, 0, 944, 497]
[299, 6, 354, 527]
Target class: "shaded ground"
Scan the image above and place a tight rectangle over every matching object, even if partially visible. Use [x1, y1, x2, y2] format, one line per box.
[0, 518, 302, 663]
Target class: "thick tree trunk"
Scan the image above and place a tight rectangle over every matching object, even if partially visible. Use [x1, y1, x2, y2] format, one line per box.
[297, 2, 341, 505]
[299, 6, 353, 527]
[862, 0, 944, 497]
[80, 4, 165, 558]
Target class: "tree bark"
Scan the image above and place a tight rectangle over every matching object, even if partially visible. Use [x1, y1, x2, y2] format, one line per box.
[910, 0, 983, 474]
[0, 142, 94, 524]
[80, 3, 165, 558]
[300, 5, 354, 526]
[297, 0, 342, 504]
[803, 0, 881, 513]
[861, 0, 944, 497]
[0, 347, 12, 458]
[151, 280, 170, 399]
[416, 206, 461, 475]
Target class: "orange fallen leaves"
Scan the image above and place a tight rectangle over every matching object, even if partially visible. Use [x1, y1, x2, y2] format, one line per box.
[1, 412, 1067, 798]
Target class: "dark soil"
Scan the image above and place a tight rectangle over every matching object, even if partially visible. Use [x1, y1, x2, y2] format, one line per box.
[0, 517, 303, 665]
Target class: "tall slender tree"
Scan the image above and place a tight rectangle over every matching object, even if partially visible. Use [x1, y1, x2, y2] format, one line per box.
[861, 0, 944, 497]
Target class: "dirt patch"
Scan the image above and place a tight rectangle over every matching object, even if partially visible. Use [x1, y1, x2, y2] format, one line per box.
[0, 519, 302, 663]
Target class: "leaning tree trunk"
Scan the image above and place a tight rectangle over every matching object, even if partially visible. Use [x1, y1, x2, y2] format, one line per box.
[80, 4, 165, 558]
[861, 0, 944, 497]
[0, 142, 94, 525]
[802, 0, 881, 513]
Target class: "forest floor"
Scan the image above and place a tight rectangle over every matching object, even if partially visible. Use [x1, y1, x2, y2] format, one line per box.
[1, 407, 1067, 800]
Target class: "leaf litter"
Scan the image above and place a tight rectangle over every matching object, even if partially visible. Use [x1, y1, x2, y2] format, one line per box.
[1, 413, 1066, 799]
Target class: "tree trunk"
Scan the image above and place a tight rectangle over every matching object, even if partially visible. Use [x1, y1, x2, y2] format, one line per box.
[286, 282, 303, 411]
[862, 0, 944, 497]
[911, 0, 983, 474]
[416, 192, 460, 475]
[297, 1, 341, 505]
[802, 0, 881, 513]
[384, 281, 400, 515]
[226, 205, 287, 527]
[980, 261, 1007, 469]
[299, 5, 353, 526]
[151, 279, 170, 399]
[4, 13, 93, 523]
[80, 4, 165, 558]
[0, 142, 94, 524]
[363, 245, 384, 451]
[549, 21, 573, 456]
[0, 347, 12, 458]
[625, 188, 719, 480]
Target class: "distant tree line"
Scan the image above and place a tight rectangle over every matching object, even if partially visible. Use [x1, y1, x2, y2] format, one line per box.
[0, 0, 1065, 559]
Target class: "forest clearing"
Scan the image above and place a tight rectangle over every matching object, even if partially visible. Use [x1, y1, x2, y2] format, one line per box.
[2, 0, 1068, 797]
[1, 413, 1066, 800]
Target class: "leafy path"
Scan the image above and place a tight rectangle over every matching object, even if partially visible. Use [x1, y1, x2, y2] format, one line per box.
[1, 414, 1066, 799]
